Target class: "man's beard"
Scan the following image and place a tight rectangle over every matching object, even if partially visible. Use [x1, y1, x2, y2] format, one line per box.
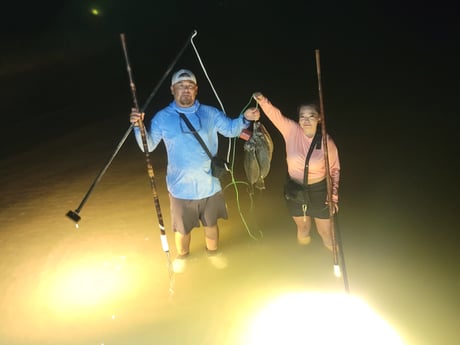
[179, 94, 194, 107]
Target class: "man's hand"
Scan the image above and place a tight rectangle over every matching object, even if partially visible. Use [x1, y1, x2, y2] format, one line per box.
[130, 108, 144, 126]
[243, 107, 260, 121]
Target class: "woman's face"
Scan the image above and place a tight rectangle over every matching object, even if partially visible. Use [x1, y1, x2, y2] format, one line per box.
[298, 105, 320, 133]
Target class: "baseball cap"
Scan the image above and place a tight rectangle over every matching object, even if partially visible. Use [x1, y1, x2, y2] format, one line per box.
[171, 69, 197, 86]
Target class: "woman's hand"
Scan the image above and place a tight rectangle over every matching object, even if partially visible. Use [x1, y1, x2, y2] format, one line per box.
[252, 92, 264, 102]
[332, 202, 339, 214]
[325, 200, 339, 214]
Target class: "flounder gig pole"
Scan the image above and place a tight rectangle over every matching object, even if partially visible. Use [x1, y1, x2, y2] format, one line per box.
[315, 50, 349, 292]
[120, 33, 174, 288]
[66, 30, 197, 225]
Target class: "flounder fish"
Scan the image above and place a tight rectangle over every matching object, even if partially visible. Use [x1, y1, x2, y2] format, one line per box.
[243, 121, 273, 193]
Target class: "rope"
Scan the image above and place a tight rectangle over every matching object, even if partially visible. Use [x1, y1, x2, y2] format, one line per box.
[223, 96, 263, 241]
[189, 37, 264, 241]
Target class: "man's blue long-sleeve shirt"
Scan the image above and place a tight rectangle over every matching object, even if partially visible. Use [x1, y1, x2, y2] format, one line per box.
[134, 100, 249, 199]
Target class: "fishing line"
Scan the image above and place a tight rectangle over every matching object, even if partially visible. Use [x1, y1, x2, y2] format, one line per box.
[223, 96, 263, 240]
[190, 39, 226, 113]
[189, 36, 233, 169]
[189, 41, 263, 240]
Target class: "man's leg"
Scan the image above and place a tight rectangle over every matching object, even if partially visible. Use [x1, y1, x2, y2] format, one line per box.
[172, 231, 191, 273]
[204, 225, 228, 269]
[175, 231, 191, 256]
[203, 225, 219, 251]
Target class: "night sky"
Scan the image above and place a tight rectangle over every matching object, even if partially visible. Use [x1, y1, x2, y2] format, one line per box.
[1, 0, 457, 136]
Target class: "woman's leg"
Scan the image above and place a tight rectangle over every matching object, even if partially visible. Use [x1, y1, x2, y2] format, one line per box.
[293, 216, 312, 245]
[315, 218, 335, 250]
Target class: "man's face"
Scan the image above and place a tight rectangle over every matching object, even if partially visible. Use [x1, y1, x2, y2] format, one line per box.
[171, 81, 198, 107]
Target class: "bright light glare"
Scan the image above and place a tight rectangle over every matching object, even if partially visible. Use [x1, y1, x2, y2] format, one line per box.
[49, 256, 128, 311]
[242, 292, 404, 345]
[90, 8, 100, 16]
[54, 267, 119, 307]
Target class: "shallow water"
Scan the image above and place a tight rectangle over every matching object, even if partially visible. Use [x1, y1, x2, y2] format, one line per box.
[0, 111, 458, 345]
[1, 21, 459, 342]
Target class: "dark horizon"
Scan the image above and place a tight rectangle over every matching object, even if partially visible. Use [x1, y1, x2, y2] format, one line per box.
[2, 1, 458, 151]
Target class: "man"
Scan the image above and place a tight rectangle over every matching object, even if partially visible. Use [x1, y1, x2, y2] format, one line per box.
[130, 69, 259, 273]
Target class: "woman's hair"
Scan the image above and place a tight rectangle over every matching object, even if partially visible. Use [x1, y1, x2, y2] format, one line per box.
[297, 102, 320, 116]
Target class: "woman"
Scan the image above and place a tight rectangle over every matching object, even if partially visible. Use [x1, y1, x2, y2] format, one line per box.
[250, 92, 340, 250]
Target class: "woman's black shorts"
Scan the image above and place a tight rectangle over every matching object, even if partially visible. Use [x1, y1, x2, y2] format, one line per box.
[284, 179, 330, 219]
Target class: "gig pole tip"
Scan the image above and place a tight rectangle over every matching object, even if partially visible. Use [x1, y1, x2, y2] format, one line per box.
[66, 210, 81, 223]
[334, 265, 342, 278]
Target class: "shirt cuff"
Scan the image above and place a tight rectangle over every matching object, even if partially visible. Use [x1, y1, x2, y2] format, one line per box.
[242, 114, 251, 127]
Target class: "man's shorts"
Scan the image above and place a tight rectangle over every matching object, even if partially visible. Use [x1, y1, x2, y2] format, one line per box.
[169, 191, 228, 235]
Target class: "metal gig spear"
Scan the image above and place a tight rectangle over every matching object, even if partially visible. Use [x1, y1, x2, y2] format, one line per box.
[315, 49, 350, 292]
[66, 30, 197, 225]
[120, 33, 174, 291]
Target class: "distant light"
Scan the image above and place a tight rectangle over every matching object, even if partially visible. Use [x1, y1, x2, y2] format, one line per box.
[91, 8, 100, 16]
[242, 292, 404, 345]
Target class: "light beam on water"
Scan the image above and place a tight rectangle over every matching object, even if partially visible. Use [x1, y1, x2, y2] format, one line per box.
[241, 292, 404, 345]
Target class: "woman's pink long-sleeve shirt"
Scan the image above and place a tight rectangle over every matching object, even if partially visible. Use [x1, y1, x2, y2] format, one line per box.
[258, 96, 340, 202]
